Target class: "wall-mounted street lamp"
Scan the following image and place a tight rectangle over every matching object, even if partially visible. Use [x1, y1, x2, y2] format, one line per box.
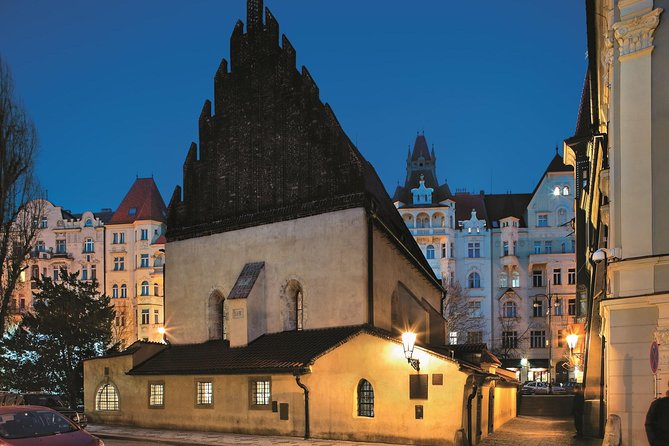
[402, 332, 420, 372]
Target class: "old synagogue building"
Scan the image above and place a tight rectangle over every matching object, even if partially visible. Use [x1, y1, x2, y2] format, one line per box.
[84, 1, 517, 444]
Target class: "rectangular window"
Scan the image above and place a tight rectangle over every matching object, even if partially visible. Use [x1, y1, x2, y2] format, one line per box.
[568, 268, 576, 285]
[154, 309, 159, 324]
[554, 299, 563, 316]
[450, 243, 454, 258]
[532, 270, 543, 288]
[81, 267, 88, 281]
[537, 214, 548, 227]
[503, 241, 509, 256]
[149, 383, 164, 408]
[56, 239, 66, 254]
[468, 301, 482, 318]
[502, 331, 518, 349]
[140, 229, 149, 241]
[553, 269, 562, 285]
[441, 243, 446, 258]
[140, 254, 149, 268]
[557, 330, 564, 348]
[41, 217, 48, 228]
[91, 265, 97, 280]
[530, 330, 546, 348]
[249, 378, 271, 409]
[112, 233, 118, 244]
[120, 232, 125, 243]
[568, 298, 576, 316]
[114, 257, 125, 271]
[141, 309, 149, 325]
[533, 299, 544, 317]
[196, 381, 213, 406]
[36, 241, 46, 252]
[544, 241, 552, 254]
[533, 241, 541, 254]
[449, 331, 458, 345]
[467, 331, 483, 344]
[467, 242, 481, 258]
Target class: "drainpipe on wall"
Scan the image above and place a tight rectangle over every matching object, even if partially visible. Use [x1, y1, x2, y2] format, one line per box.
[294, 371, 310, 439]
[467, 382, 478, 446]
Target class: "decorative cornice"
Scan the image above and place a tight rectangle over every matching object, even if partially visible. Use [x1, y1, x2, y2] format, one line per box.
[613, 8, 663, 57]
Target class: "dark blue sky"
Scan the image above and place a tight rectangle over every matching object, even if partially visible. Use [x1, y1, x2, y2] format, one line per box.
[0, 1, 587, 213]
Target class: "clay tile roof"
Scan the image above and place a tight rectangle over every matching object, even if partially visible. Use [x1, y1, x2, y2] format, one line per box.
[152, 235, 167, 245]
[229, 262, 265, 299]
[411, 134, 432, 161]
[128, 325, 367, 375]
[110, 178, 167, 225]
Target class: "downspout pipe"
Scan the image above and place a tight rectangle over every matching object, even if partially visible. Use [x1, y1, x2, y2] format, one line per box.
[467, 383, 478, 446]
[294, 372, 310, 439]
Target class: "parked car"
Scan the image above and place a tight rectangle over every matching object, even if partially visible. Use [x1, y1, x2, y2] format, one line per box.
[521, 381, 549, 395]
[550, 383, 567, 394]
[0, 393, 87, 428]
[561, 381, 583, 393]
[0, 405, 103, 445]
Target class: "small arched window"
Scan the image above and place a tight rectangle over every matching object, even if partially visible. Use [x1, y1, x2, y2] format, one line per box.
[84, 219, 93, 227]
[357, 379, 374, 417]
[95, 383, 119, 411]
[468, 272, 481, 289]
[141, 281, 149, 296]
[154, 283, 159, 296]
[511, 271, 520, 288]
[120, 284, 127, 298]
[426, 245, 435, 259]
[562, 186, 570, 196]
[502, 301, 517, 318]
[553, 186, 561, 196]
[112, 285, 118, 298]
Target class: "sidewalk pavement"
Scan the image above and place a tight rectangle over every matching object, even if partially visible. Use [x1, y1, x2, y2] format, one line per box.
[88, 416, 603, 446]
[87, 424, 406, 446]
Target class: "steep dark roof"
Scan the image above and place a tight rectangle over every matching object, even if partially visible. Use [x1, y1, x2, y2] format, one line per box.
[229, 262, 265, 299]
[129, 326, 367, 375]
[94, 210, 115, 224]
[484, 193, 532, 228]
[529, 153, 574, 198]
[110, 178, 167, 225]
[573, 72, 592, 139]
[452, 193, 488, 226]
[411, 134, 432, 161]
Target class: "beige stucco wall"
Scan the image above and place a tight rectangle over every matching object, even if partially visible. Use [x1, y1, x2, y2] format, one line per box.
[165, 208, 368, 345]
[372, 227, 443, 341]
[84, 333, 517, 444]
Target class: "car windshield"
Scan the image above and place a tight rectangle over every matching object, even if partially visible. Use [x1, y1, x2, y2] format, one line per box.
[22, 395, 66, 407]
[0, 409, 78, 439]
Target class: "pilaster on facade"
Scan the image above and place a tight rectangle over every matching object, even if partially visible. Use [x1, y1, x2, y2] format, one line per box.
[613, 7, 663, 59]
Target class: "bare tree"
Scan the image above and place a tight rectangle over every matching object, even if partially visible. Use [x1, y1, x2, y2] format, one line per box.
[443, 282, 487, 344]
[0, 57, 43, 334]
[492, 298, 536, 359]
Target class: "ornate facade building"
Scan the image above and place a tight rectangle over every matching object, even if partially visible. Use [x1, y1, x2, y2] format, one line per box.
[394, 139, 579, 384]
[564, 0, 669, 442]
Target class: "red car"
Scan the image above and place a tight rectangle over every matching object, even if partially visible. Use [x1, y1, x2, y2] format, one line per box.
[0, 406, 103, 446]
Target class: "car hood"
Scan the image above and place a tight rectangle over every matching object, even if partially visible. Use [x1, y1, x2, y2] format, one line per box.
[5, 430, 98, 445]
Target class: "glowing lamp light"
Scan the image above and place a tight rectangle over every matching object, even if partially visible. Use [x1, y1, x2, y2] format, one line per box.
[157, 327, 166, 335]
[520, 357, 528, 367]
[401, 332, 420, 372]
[566, 333, 578, 350]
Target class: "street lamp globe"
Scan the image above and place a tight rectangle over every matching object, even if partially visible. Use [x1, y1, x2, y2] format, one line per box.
[566, 333, 578, 350]
[592, 249, 607, 263]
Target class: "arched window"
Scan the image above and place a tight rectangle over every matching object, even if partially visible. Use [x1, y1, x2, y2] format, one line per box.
[282, 280, 303, 331]
[154, 283, 159, 296]
[208, 291, 225, 340]
[84, 219, 93, 227]
[426, 245, 435, 259]
[499, 272, 508, 288]
[416, 214, 430, 228]
[511, 271, 520, 288]
[357, 379, 374, 417]
[120, 284, 127, 298]
[141, 281, 149, 296]
[468, 272, 481, 289]
[553, 186, 561, 196]
[95, 383, 119, 411]
[502, 301, 517, 318]
[112, 285, 118, 298]
[562, 186, 569, 196]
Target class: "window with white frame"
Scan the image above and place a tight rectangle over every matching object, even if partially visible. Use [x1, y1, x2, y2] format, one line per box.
[141, 309, 149, 324]
[499, 272, 508, 288]
[532, 270, 543, 287]
[568, 268, 576, 285]
[533, 299, 544, 317]
[537, 214, 548, 227]
[502, 331, 518, 348]
[449, 331, 458, 345]
[112, 285, 119, 298]
[469, 301, 482, 318]
[120, 284, 127, 298]
[530, 330, 546, 348]
[83, 238, 94, 253]
[426, 245, 435, 259]
[502, 301, 517, 318]
[553, 268, 562, 285]
[533, 241, 541, 254]
[563, 186, 569, 196]
[113, 257, 125, 271]
[544, 240, 552, 254]
[56, 239, 66, 254]
[141, 281, 149, 296]
[467, 331, 483, 344]
[468, 272, 481, 289]
[140, 254, 149, 268]
[36, 241, 46, 252]
[467, 242, 481, 258]
[553, 186, 561, 196]
[140, 229, 149, 240]
[511, 271, 520, 288]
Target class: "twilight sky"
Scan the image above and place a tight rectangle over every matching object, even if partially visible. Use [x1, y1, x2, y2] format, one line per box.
[0, 1, 587, 213]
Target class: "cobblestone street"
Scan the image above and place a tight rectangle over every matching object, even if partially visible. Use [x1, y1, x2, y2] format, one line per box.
[479, 417, 601, 446]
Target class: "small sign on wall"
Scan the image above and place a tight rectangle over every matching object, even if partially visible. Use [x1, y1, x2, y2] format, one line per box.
[415, 405, 423, 419]
[233, 308, 244, 319]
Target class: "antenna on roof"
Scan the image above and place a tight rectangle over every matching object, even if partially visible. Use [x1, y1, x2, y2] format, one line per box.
[555, 145, 559, 155]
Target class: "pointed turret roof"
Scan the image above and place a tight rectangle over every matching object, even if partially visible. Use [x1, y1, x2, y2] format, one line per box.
[411, 134, 432, 161]
[110, 178, 167, 225]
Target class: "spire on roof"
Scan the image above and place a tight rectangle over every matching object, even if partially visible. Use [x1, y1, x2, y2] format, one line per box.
[247, 0, 264, 33]
[411, 134, 431, 161]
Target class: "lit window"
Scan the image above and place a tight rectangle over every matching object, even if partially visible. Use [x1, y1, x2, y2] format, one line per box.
[249, 378, 271, 408]
[95, 384, 119, 411]
[468, 272, 481, 289]
[449, 331, 458, 345]
[499, 272, 508, 288]
[357, 379, 374, 417]
[511, 272, 520, 288]
[426, 245, 435, 259]
[196, 381, 213, 406]
[562, 186, 569, 196]
[149, 383, 164, 407]
[553, 186, 561, 196]
[141, 281, 149, 296]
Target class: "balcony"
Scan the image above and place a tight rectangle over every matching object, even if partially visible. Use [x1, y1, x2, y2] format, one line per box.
[29, 248, 72, 260]
[410, 227, 448, 236]
[151, 265, 164, 276]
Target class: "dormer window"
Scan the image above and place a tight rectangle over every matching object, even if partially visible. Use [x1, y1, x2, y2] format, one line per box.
[128, 208, 137, 216]
[84, 218, 93, 227]
[410, 175, 433, 205]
